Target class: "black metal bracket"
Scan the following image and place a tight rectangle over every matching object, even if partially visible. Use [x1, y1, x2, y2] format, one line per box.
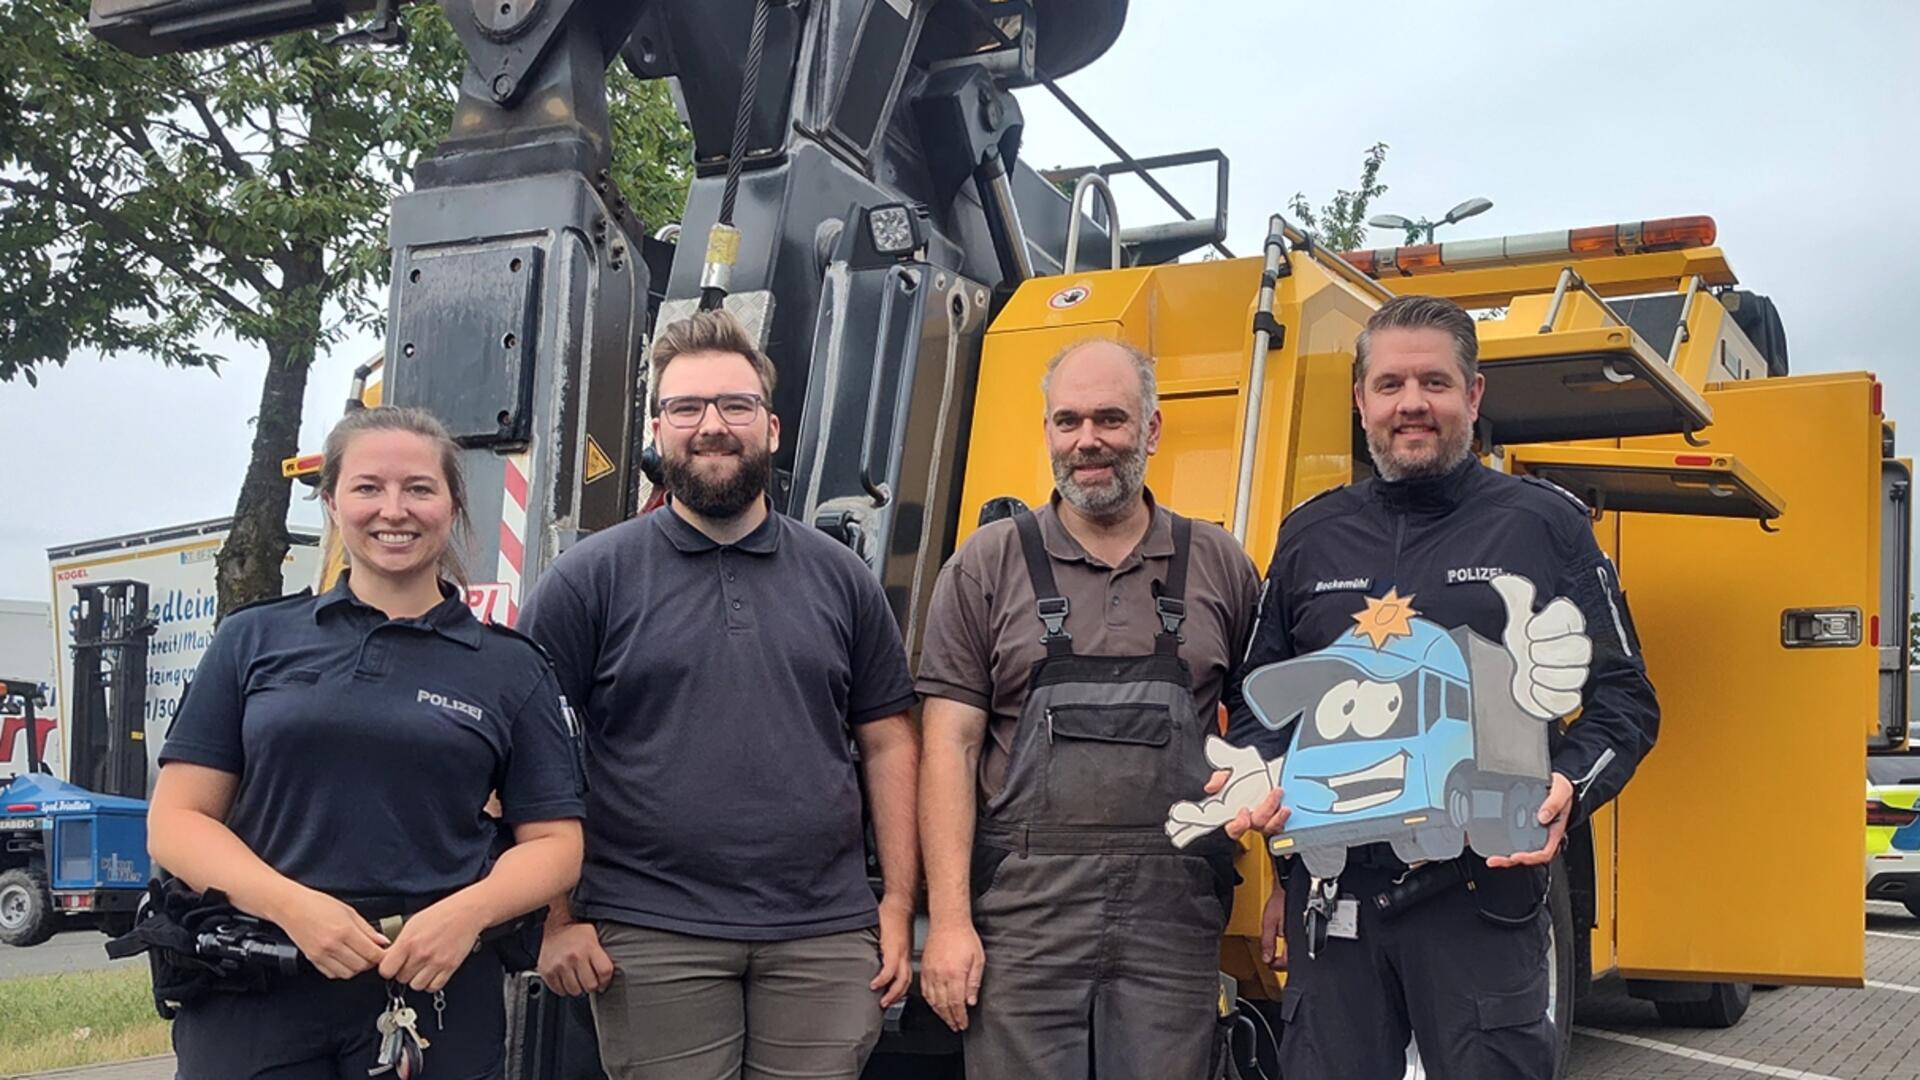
[1584, 487, 1607, 523]
[913, 65, 1025, 212]
[330, 0, 407, 49]
[443, 0, 608, 109]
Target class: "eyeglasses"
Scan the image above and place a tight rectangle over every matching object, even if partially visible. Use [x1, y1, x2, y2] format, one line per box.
[656, 393, 767, 428]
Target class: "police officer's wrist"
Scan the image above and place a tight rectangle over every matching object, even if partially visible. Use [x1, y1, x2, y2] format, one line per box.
[254, 876, 318, 927]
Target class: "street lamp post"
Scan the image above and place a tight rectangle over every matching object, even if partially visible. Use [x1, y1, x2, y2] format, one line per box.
[1369, 197, 1494, 244]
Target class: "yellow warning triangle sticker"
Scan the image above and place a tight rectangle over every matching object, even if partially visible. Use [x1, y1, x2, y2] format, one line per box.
[583, 436, 616, 484]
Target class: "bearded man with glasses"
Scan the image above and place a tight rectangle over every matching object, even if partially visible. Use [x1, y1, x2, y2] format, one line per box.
[519, 310, 921, 1080]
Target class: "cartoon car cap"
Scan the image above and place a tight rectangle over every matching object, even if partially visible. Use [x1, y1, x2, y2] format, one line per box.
[1242, 618, 1467, 732]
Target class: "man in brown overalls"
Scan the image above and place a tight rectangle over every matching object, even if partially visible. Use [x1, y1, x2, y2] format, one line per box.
[916, 338, 1263, 1079]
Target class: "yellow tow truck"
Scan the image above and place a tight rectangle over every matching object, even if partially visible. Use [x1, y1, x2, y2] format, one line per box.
[958, 212, 1905, 1067]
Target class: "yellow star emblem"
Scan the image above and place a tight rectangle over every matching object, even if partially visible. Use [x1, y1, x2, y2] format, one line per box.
[1350, 588, 1420, 648]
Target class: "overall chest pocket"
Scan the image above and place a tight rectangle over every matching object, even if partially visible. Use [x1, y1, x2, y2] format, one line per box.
[1043, 701, 1181, 826]
[1048, 703, 1172, 746]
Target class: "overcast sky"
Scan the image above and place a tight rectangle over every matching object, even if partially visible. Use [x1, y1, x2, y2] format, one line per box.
[2, 0, 1916, 605]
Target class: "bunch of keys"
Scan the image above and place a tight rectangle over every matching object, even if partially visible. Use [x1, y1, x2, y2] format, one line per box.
[1301, 876, 1340, 961]
[371, 983, 430, 1078]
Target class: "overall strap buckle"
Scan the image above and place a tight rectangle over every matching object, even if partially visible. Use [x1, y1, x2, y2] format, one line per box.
[1152, 514, 1194, 656]
[1035, 597, 1072, 640]
[1155, 594, 1187, 637]
[1015, 512, 1074, 655]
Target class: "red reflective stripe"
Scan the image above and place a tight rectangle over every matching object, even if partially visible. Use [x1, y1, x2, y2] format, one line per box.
[504, 458, 529, 509]
[498, 522, 524, 571]
[1674, 455, 1714, 466]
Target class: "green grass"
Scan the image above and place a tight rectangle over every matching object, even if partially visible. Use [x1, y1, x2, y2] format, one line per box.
[0, 966, 171, 1076]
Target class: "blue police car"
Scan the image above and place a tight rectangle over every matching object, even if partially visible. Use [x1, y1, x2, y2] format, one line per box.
[1242, 619, 1551, 879]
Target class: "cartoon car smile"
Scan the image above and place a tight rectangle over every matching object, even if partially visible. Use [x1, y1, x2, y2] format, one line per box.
[1315, 751, 1412, 814]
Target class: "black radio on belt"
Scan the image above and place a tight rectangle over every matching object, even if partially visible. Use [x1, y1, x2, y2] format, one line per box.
[1368, 861, 1468, 922]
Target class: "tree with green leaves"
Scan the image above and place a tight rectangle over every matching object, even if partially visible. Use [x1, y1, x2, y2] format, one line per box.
[1288, 141, 1392, 252]
[0, 0, 690, 613]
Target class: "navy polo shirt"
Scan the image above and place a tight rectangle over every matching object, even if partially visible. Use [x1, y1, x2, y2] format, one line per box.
[518, 503, 916, 941]
[160, 577, 586, 903]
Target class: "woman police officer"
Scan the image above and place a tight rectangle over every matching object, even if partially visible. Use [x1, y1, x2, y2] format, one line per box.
[148, 406, 586, 1078]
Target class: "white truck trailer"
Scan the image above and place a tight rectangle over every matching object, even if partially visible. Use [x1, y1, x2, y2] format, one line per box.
[41, 518, 320, 787]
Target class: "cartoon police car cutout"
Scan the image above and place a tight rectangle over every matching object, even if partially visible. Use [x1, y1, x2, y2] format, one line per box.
[1166, 575, 1592, 879]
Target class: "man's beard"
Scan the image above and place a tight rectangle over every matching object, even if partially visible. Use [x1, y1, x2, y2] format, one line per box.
[663, 431, 772, 520]
[1052, 440, 1149, 523]
[1366, 416, 1475, 482]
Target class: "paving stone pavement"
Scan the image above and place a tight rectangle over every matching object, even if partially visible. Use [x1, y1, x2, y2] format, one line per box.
[18, 903, 1920, 1079]
[1567, 901, 1920, 1079]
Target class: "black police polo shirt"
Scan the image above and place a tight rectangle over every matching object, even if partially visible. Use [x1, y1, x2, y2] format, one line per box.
[160, 577, 586, 903]
[518, 503, 916, 941]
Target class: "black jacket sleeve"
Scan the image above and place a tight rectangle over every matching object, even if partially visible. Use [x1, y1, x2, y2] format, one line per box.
[1224, 544, 1298, 760]
[1551, 531, 1660, 823]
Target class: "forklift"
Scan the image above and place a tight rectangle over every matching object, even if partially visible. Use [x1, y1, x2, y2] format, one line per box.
[0, 581, 156, 945]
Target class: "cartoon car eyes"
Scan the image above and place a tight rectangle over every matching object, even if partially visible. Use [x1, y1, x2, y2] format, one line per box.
[1313, 678, 1403, 742]
[1351, 682, 1402, 739]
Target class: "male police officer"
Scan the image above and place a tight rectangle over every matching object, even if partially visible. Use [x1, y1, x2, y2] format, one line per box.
[520, 311, 919, 1079]
[1224, 294, 1659, 1078]
[917, 338, 1261, 1079]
